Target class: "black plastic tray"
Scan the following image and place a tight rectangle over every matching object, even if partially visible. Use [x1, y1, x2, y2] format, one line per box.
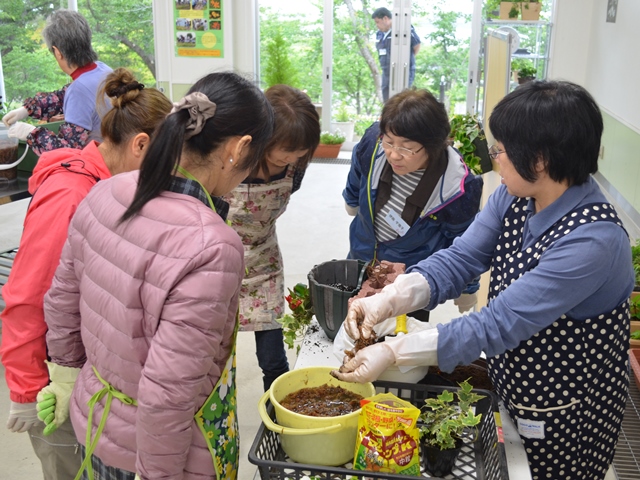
[248, 380, 509, 479]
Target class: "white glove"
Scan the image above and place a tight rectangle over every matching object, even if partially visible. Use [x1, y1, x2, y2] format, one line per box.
[36, 362, 81, 436]
[331, 342, 396, 383]
[6, 401, 40, 433]
[135, 475, 142, 480]
[454, 292, 477, 314]
[345, 202, 359, 216]
[332, 327, 439, 383]
[2, 106, 29, 126]
[344, 272, 431, 341]
[9, 122, 36, 141]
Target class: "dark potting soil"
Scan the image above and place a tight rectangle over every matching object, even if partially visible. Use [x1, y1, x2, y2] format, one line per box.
[0, 145, 18, 180]
[424, 363, 494, 391]
[328, 282, 356, 292]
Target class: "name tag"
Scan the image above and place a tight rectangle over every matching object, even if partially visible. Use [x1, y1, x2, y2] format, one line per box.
[379, 48, 387, 56]
[516, 417, 545, 439]
[384, 209, 410, 237]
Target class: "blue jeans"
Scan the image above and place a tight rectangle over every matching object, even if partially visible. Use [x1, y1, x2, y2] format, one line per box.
[255, 329, 290, 391]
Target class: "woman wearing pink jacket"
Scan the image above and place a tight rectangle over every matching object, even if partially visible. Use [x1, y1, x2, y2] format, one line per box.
[39, 72, 274, 480]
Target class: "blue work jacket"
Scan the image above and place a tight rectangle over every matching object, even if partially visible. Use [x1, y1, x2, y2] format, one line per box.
[343, 124, 483, 292]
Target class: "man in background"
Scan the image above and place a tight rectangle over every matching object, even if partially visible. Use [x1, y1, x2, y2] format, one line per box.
[372, 7, 421, 102]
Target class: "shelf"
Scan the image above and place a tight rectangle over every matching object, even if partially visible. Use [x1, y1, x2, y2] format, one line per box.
[484, 19, 550, 26]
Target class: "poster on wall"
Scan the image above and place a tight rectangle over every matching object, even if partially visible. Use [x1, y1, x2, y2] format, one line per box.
[174, 0, 224, 58]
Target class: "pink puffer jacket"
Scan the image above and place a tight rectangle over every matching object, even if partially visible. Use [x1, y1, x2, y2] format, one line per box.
[43, 171, 243, 479]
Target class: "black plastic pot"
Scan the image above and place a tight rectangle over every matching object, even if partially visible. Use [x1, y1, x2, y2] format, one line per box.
[421, 437, 463, 477]
[307, 259, 367, 340]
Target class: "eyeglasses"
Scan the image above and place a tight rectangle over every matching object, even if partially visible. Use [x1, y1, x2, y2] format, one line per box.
[380, 140, 425, 158]
[488, 145, 505, 159]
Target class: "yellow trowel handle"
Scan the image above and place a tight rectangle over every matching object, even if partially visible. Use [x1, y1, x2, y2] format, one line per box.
[394, 314, 408, 336]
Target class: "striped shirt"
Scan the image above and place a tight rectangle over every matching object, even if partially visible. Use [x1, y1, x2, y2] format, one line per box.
[374, 169, 425, 242]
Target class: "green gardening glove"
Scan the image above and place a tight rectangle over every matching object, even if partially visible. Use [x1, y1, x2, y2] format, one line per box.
[36, 361, 81, 436]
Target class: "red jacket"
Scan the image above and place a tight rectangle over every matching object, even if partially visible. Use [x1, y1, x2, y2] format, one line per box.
[0, 141, 110, 403]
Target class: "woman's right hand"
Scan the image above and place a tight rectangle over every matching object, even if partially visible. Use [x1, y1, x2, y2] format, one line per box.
[344, 272, 432, 340]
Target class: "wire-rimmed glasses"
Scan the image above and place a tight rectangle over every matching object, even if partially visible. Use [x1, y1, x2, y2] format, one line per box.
[380, 139, 425, 158]
[488, 145, 505, 160]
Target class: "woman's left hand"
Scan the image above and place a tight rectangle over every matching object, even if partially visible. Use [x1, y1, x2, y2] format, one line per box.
[331, 342, 396, 383]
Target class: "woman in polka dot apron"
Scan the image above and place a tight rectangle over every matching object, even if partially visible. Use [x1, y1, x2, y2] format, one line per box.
[333, 80, 633, 480]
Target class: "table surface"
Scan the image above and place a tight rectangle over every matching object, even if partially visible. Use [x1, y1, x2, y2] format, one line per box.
[293, 319, 533, 480]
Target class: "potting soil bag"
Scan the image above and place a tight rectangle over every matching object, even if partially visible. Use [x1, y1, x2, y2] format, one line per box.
[353, 392, 421, 476]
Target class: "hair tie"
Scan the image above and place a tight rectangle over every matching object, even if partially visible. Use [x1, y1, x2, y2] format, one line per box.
[171, 92, 217, 140]
[110, 82, 145, 98]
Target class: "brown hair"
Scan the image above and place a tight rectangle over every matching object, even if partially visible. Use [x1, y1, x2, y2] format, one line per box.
[252, 85, 320, 178]
[99, 68, 173, 146]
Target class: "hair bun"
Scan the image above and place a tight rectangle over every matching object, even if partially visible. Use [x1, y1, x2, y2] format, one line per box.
[109, 82, 145, 99]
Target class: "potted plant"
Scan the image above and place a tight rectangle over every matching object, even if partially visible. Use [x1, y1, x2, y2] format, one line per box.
[521, 0, 542, 21]
[330, 104, 355, 143]
[313, 131, 346, 159]
[449, 114, 492, 175]
[512, 59, 537, 84]
[499, 2, 520, 20]
[277, 283, 314, 354]
[418, 379, 485, 477]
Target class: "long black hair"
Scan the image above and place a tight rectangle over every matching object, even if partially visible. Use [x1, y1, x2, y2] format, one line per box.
[121, 72, 274, 222]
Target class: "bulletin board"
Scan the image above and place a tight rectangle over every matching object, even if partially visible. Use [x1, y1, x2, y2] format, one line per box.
[482, 29, 511, 145]
[173, 0, 224, 58]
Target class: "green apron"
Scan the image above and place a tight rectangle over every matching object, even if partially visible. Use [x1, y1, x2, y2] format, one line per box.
[76, 323, 239, 480]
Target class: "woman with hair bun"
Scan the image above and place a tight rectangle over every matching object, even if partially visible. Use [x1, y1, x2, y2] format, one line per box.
[0, 67, 171, 480]
[41, 72, 274, 480]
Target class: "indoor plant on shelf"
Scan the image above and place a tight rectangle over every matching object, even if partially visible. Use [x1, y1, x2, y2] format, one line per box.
[521, 0, 542, 21]
[330, 104, 355, 143]
[418, 379, 485, 477]
[313, 131, 346, 159]
[449, 114, 492, 175]
[512, 59, 537, 84]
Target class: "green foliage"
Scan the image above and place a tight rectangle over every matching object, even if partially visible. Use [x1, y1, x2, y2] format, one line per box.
[512, 59, 537, 79]
[319, 130, 346, 145]
[631, 330, 640, 340]
[509, 3, 520, 19]
[277, 283, 314, 355]
[631, 240, 640, 288]
[419, 379, 485, 451]
[413, 8, 469, 107]
[263, 29, 300, 89]
[449, 114, 486, 175]
[333, 103, 351, 122]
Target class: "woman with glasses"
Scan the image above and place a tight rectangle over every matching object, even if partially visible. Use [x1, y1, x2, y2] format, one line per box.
[334, 80, 633, 480]
[343, 88, 483, 317]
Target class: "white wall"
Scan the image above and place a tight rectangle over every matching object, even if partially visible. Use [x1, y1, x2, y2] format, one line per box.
[550, 0, 640, 132]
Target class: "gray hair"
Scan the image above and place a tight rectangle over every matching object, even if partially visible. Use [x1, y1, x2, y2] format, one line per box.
[42, 9, 98, 68]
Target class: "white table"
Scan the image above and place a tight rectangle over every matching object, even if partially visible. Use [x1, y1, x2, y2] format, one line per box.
[294, 319, 533, 480]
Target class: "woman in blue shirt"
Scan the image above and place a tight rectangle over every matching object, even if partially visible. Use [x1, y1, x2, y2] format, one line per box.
[333, 80, 633, 480]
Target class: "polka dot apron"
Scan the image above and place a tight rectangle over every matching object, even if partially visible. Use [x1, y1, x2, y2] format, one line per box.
[486, 199, 630, 480]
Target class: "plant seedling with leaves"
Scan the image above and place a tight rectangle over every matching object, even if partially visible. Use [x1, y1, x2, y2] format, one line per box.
[449, 114, 487, 175]
[277, 283, 314, 354]
[419, 379, 486, 450]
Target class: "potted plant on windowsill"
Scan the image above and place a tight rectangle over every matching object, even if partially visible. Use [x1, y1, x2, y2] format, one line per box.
[449, 114, 492, 175]
[418, 379, 485, 477]
[521, 0, 541, 21]
[313, 131, 346, 159]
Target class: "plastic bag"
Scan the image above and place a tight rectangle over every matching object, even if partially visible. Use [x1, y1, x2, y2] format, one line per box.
[353, 392, 421, 476]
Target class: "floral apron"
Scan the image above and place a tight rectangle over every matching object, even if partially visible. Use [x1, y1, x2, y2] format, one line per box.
[225, 167, 295, 331]
[486, 199, 630, 480]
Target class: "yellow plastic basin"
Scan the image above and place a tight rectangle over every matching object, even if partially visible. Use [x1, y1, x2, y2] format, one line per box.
[258, 366, 375, 466]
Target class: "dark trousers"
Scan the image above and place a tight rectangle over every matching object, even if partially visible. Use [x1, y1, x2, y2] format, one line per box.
[255, 328, 290, 391]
